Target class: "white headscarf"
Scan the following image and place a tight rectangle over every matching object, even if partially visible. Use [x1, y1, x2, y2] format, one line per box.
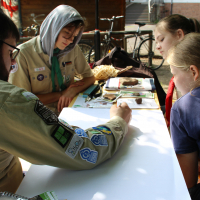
[40, 5, 84, 64]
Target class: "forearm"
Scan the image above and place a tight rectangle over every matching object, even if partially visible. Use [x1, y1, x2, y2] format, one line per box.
[177, 152, 199, 188]
[36, 92, 61, 105]
[57, 76, 96, 111]
[71, 76, 95, 95]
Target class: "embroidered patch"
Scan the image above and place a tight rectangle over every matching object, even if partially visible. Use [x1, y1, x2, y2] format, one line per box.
[34, 67, 45, 72]
[21, 91, 39, 101]
[90, 130, 101, 134]
[80, 148, 98, 164]
[92, 126, 112, 135]
[62, 61, 72, 67]
[65, 134, 83, 159]
[10, 63, 18, 73]
[52, 125, 73, 148]
[34, 100, 58, 125]
[75, 128, 88, 138]
[91, 134, 108, 146]
[58, 118, 73, 130]
[37, 74, 44, 81]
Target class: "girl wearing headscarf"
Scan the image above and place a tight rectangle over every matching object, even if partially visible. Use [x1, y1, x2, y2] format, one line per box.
[9, 5, 95, 115]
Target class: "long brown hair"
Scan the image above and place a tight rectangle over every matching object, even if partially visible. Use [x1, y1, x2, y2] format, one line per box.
[156, 14, 200, 35]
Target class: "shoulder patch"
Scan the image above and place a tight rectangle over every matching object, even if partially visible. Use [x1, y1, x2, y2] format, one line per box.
[22, 91, 39, 101]
[51, 125, 73, 148]
[58, 118, 73, 130]
[92, 126, 112, 135]
[74, 128, 89, 138]
[34, 100, 58, 125]
[91, 134, 108, 146]
[65, 134, 83, 159]
[80, 148, 98, 164]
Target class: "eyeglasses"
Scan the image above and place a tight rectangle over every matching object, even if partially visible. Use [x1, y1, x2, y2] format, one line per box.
[0, 40, 20, 60]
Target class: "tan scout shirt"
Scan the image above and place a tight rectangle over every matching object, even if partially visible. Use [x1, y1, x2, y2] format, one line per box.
[0, 81, 128, 192]
[8, 36, 93, 113]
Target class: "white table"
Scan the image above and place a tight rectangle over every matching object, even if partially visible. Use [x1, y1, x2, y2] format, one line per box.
[17, 108, 191, 200]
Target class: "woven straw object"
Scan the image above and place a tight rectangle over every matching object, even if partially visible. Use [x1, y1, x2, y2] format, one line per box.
[92, 65, 132, 80]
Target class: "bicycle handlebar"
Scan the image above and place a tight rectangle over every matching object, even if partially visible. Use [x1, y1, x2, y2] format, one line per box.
[100, 15, 124, 21]
[33, 14, 45, 25]
[115, 16, 124, 19]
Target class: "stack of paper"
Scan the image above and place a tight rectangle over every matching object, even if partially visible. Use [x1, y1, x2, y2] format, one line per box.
[104, 77, 155, 91]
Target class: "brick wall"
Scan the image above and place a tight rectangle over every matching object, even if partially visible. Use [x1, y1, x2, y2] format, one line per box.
[162, 3, 200, 21]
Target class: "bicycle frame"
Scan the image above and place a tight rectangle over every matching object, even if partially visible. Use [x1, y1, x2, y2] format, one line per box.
[126, 23, 154, 62]
[132, 35, 152, 60]
[89, 18, 164, 69]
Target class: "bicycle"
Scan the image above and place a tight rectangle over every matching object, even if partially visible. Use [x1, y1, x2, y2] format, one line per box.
[88, 15, 124, 63]
[88, 17, 164, 70]
[20, 14, 46, 43]
[125, 22, 164, 70]
[78, 40, 93, 63]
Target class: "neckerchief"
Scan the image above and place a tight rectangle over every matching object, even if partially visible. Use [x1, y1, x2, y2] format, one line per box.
[51, 48, 66, 92]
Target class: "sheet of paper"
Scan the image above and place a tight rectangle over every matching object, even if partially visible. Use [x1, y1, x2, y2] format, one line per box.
[120, 90, 155, 98]
[117, 97, 159, 109]
[73, 94, 113, 108]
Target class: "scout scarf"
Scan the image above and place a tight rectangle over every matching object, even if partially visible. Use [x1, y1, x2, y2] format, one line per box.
[51, 48, 67, 92]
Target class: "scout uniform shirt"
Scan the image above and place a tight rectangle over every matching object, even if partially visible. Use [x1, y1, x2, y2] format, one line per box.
[8, 36, 93, 114]
[0, 80, 128, 193]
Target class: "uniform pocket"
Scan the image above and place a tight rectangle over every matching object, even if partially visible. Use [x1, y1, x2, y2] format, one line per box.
[30, 72, 52, 94]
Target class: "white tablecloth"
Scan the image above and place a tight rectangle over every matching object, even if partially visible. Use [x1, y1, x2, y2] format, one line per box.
[17, 108, 191, 200]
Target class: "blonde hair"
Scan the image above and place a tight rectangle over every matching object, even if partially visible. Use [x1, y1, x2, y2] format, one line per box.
[167, 32, 200, 72]
[155, 14, 200, 35]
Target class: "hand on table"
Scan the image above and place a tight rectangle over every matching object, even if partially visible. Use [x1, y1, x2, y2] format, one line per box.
[110, 102, 132, 124]
[57, 81, 84, 112]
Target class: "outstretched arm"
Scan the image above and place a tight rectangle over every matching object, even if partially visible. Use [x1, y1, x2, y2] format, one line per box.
[0, 84, 131, 170]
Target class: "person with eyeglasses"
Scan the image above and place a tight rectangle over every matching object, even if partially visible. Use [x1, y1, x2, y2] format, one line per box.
[0, 8, 132, 193]
[8, 5, 96, 115]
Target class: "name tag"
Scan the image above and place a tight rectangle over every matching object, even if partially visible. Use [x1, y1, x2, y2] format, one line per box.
[34, 67, 45, 72]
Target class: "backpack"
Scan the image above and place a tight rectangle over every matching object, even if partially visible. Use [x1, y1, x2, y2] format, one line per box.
[92, 46, 166, 106]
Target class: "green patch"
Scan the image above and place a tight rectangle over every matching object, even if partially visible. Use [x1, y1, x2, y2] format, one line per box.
[51, 125, 73, 148]
[90, 130, 101, 134]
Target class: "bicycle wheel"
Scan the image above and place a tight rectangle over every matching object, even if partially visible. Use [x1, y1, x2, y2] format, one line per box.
[78, 42, 92, 63]
[138, 38, 164, 70]
[88, 45, 95, 63]
[88, 42, 114, 63]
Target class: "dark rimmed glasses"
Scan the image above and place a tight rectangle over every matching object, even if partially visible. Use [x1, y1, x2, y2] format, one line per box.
[0, 40, 20, 60]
